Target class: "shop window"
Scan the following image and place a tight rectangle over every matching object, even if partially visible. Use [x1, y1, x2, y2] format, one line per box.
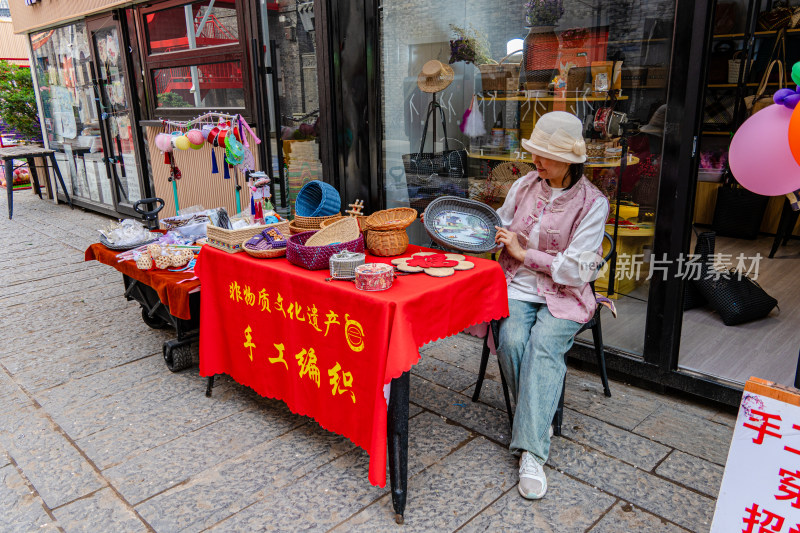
[137, 0, 250, 118]
[153, 60, 245, 109]
[145, 0, 239, 54]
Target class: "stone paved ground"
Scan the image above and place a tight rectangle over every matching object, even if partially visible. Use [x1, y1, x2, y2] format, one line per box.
[0, 191, 736, 532]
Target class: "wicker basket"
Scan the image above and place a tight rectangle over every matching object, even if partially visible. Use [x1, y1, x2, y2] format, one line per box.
[206, 220, 289, 254]
[320, 215, 370, 233]
[293, 213, 341, 230]
[294, 180, 341, 217]
[287, 231, 365, 270]
[366, 229, 409, 257]
[423, 196, 502, 253]
[478, 52, 522, 93]
[306, 217, 360, 246]
[365, 207, 417, 232]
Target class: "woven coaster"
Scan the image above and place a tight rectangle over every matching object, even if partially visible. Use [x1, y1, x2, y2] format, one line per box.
[425, 267, 455, 277]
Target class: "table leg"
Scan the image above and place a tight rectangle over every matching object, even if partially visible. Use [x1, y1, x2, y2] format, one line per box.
[206, 375, 215, 397]
[25, 158, 42, 199]
[48, 153, 73, 208]
[387, 371, 409, 524]
[4, 159, 13, 219]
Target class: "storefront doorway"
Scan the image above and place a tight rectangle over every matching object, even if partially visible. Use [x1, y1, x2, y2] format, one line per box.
[30, 13, 148, 218]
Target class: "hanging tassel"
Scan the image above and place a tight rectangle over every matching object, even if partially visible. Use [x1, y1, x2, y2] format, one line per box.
[463, 95, 487, 138]
[164, 152, 171, 165]
[223, 162, 230, 180]
[211, 149, 219, 174]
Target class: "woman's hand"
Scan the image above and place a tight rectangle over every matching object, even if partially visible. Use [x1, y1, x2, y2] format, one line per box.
[494, 226, 526, 262]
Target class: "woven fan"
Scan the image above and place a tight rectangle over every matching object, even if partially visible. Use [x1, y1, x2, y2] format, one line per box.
[305, 217, 360, 246]
[490, 161, 533, 198]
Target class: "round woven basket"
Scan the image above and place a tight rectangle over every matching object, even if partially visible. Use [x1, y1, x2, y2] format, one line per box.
[288, 220, 306, 234]
[241, 243, 287, 259]
[295, 180, 341, 217]
[306, 217, 360, 247]
[293, 213, 341, 230]
[366, 229, 409, 257]
[365, 207, 417, 232]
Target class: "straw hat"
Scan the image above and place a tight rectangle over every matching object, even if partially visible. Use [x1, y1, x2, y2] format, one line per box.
[520, 111, 587, 164]
[639, 104, 667, 136]
[417, 60, 454, 93]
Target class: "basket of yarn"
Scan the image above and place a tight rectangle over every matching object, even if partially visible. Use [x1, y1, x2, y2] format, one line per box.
[287, 231, 365, 270]
[294, 180, 341, 217]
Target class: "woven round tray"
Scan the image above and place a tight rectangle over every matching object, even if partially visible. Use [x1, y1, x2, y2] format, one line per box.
[241, 243, 287, 259]
[99, 232, 161, 251]
[320, 215, 370, 232]
[365, 207, 417, 232]
[293, 213, 341, 230]
[306, 217, 360, 247]
[288, 220, 306, 234]
[423, 196, 502, 253]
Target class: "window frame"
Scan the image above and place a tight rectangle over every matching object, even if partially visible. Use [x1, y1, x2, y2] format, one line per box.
[135, 0, 253, 120]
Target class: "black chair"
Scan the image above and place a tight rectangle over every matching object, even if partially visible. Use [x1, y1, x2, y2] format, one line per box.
[769, 197, 800, 259]
[471, 232, 615, 436]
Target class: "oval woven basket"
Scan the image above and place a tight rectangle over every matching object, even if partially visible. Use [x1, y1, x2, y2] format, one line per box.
[287, 231, 366, 270]
[366, 229, 409, 257]
[295, 180, 341, 217]
[365, 207, 417, 232]
[293, 213, 341, 230]
[423, 196, 502, 254]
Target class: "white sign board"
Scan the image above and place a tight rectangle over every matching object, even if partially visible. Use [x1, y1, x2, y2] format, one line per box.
[712, 378, 800, 533]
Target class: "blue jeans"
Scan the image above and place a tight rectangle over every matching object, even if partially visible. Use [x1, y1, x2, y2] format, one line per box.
[496, 299, 582, 465]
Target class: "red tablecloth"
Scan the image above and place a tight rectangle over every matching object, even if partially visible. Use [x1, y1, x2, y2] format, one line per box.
[85, 243, 200, 320]
[195, 244, 508, 487]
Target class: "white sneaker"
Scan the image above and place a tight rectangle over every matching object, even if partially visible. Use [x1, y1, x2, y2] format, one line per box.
[518, 451, 547, 500]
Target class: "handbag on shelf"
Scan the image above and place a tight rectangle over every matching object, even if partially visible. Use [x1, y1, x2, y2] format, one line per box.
[683, 227, 714, 310]
[703, 92, 737, 126]
[712, 169, 769, 239]
[709, 40, 736, 84]
[402, 101, 468, 212]
[757, 3, 794, 30]
[744, 29, 786, 116]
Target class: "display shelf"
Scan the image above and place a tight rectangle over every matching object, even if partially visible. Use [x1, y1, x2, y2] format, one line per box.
[466, 151, 639, 168]
[477, 95, 630, 102]
[701, 131, 733, 136]
[608, 37, 669, 45]
[713, 28, 800, 39]
[708, 80, 792, 88]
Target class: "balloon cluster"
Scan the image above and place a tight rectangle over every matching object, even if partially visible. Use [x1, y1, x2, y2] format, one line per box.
[728, 62, 800, 197]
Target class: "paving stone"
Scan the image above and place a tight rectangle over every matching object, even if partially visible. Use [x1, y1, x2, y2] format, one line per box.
[52, 487, 147, 533]
[0, 464, 59, 532]
[209, 411, 472, 532]
[104, 402, 304, 504]
[469, 376, 513, 413]
[0, 401, 106, 510]
[420, 334, 489, 376]
[412, 353, 477, 392]
[709, 409, 737, 428]
[77, 380, 250, 470]
[655, 450, 724, 498]
[411, 374, 511, 446]
[561, 408, 671, 471]
[548, 438, 714, 532]
[135, 422, 354, 532]
[564, 371, 661, 431]
[461, 469, 616, 533]
[408, 402, 424, 419]
[633, 405, 733, 466]
[331, 437, 515, 531]
[589, 501, 689, 533]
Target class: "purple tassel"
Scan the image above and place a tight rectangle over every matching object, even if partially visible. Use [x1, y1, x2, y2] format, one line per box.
[223, 162, 230, 180]
[211, 149, 218, 174]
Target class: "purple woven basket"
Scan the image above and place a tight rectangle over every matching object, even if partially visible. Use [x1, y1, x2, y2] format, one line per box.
[286, 231, 365, 270]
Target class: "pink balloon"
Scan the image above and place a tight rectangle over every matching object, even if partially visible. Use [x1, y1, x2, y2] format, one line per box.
[729, 104, 800, 196]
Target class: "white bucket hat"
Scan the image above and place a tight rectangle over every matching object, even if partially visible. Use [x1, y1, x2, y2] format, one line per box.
[520, 111, 587, 164]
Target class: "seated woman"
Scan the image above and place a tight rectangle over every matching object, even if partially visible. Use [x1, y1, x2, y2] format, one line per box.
[493, 111, 609, 500]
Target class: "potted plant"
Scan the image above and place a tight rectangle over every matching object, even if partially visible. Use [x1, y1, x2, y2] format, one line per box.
[0, 60, 42, 145]
[448, 24, 494, 66]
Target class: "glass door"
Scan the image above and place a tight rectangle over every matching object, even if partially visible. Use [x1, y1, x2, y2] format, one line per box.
[87, 15, 144, 216]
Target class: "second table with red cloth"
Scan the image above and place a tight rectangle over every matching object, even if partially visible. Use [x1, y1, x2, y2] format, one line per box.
[85, 243, 200, 320]
[195, 244, 508, 487]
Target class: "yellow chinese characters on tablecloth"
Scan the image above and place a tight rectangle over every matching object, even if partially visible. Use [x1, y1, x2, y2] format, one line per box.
[711, 378, 800, 533]
[229, 279, 364, 405]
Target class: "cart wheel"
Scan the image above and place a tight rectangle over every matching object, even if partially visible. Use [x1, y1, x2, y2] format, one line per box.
[142, 307, 168, 329]
[163, 340, 195, 372]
